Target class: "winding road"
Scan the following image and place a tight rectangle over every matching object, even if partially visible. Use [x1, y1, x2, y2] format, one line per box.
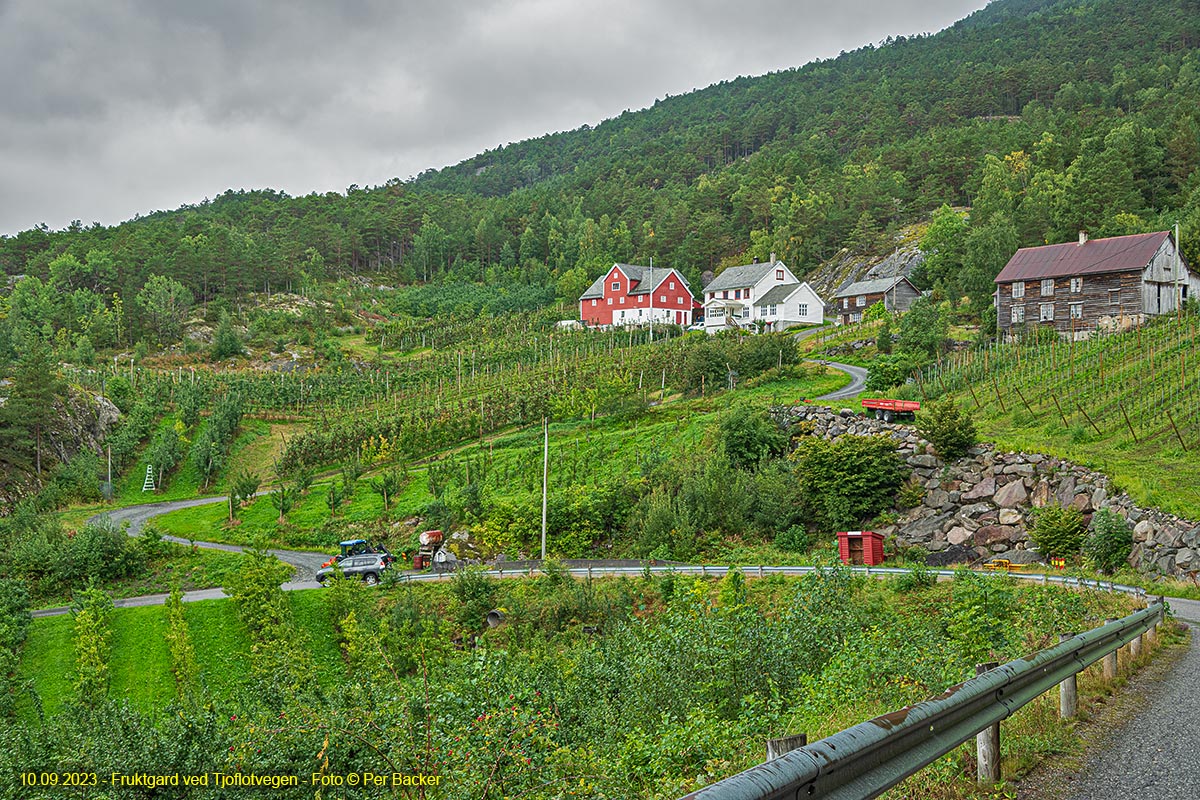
[793, 323, 869, 400]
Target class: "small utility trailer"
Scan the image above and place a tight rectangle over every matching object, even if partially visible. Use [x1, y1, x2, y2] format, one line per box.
[861, 398, 920, 422]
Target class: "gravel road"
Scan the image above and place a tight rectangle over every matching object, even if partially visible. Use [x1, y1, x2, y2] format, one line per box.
[1057, 597, 1200, 798]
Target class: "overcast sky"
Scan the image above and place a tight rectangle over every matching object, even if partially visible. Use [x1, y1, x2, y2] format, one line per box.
[0, 0, 990, 236]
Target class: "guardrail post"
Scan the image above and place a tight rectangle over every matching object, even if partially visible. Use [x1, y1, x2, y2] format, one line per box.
[976, 662, 1001, 784]
[766, 733, 807, 762]
[1130, 632, 1143, 659]
[1102, 619, 1119, 681]
[1058, 633, 1078, 720]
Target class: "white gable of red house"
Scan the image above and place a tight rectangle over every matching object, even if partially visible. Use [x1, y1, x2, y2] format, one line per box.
[579, 263, 699, 327]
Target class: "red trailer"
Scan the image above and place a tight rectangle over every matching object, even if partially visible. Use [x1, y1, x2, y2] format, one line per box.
[860, 398, 921, 422]
[837, 531, 886, 566]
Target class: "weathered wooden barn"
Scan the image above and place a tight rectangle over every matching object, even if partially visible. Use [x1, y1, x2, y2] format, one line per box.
[994, 231, 1199, 340]
[833, 276, 921, 325]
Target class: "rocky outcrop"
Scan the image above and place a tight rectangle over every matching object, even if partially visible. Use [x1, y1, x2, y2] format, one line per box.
[772, 404, 1200, 580]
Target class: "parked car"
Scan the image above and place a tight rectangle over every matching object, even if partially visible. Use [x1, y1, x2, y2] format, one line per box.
[316, 553, 391, 586]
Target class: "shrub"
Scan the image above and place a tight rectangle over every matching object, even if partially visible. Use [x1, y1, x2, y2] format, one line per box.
[792, 435, 906, 532]
[1085, 509, 1133, 574]
[1029, 506, 1086, 559]
[895, 479, 925, 509]
[72, 585, 114, 706]
[718, 401, 788, 470]
[452, 568, 499, 631]
[776, 525, 810, 552]
[916, 400, 977, 460]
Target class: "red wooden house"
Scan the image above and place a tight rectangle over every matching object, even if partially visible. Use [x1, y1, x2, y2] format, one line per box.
[579, 263, 699, 327]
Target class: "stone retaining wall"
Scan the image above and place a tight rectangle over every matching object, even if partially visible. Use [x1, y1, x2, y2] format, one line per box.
[771, 405, 1200, 579]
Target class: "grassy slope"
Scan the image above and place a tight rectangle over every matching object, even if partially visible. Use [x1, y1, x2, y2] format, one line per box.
[150, 370, 850, 550]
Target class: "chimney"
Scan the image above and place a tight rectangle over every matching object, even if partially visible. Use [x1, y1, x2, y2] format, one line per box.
[1078, 231, 1088, 246]
[770, 252, 777, 265]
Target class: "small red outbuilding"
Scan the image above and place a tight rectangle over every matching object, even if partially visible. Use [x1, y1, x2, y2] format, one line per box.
[836, 530, 885, 566]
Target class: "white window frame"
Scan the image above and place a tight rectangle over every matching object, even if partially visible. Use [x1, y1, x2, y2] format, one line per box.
[606, 298, 612, 306]
[1070, 277, 1083, 293]
[1011, 305, 1025, 324]
[611, 281, 620, 291]
[1108, 289, 1120, 306]
[1040, 302, 1055, 321]
[799, 303, 808, 317]
[677, 296, 684, 305]
[1011, 281, 1025, 299]
[843, 298, 849, 309]
[669, 281, 675, 290]
[1069, 302, 1083, 319]
[710, 306, 724, 318]
[768, 304, 777, 316]
[659, 294, 666, 303]
[1041, 278, 1055, 296]
[856, 295, 866, 307]
[619, 296, 625, 304]
[591, 299, 596, 306]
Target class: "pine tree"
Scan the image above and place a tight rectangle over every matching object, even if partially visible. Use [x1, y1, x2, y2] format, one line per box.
[0, 341, 66, 477]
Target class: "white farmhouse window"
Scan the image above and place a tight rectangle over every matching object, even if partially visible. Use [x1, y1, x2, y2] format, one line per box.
[1109, 289, 1120, 306]
[776, 269, 784, 280]
[669, 281, 675, 290]
[708, 292, 714, 300]
[1070, 277, 1083, 293]
[1040, 303, 1055, 321]
[734, 289, 741, 299]
[660, 294, 666, 303]
[723, 291, 729, 299]
[1069, 302, 1083, 319]
[611, 281, 620, 291]
[799, 303, 808, 316]
[619, 296, 625, 304]
[591, 299, 596, 306]
[1011, 282, 1025, 299]
[745, 289, 751, 299]
[856, 296, 866, 307]
[850, 312, 862, 323]
[606, 298, 612, 305]
[1011, 305, 1025, 324]
[677, 297, 684, 305]
[1041, 279, 1055, 296]
[768, 304, 777, 316]
[842, 299, 849, 309]
[710, 307, 724, 317]
[619, 310, 625, 319]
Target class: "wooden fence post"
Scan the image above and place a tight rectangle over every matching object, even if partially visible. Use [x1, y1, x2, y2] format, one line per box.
[1102, 619, 1119, 681]
[1058, 634, 1077, 720]
[766, 733, 808, 762]
[976, 662, 1001, 783]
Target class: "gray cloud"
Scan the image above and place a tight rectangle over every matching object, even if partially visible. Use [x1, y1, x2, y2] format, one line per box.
[0, 0, 988, 235]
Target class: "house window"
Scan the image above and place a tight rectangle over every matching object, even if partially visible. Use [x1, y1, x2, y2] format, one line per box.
[611, 281, 620, 291]
[591, 299, 596, 306]
[843, 299, 849, 309]
[1070, 302, 1083, 319]
[606, 298, 612, 305]
[677, 297, 684, 305]
[711, 307, 724, 317]
[734, 289, 741, 299]
[1011, 305, 1025, 324]
[619, 310, 625, 319]
[669, 281, 675, 290]
[799, 303, 808, 316]
[660, 294, 666, 303]
[1040, 303, 1055, 321]
[745, 289, 751, 300]
[1070, 277, 1083, 293]
[1011, 282, 1025, 299]
[1041, 279, 1055, 296]
[638, 294, 644, 304]
[768, 304, 778, 316]
[856, 296, 866, 307]
[776, 269, 784, 280]
[723, 291, 729, 299]
[1109, 289, 1120, 306]
[619, 296, 625, 304]
[850, 312, 862, 323]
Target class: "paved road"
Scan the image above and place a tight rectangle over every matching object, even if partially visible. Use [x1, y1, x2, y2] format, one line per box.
[88, 495, 329, 581]
[792, 323, 869, 400]
[1062, 597, 1200, 799]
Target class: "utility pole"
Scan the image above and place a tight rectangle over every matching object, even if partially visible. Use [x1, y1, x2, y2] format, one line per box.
[648, 257, 654, 342]
[540, 417, 549, 560]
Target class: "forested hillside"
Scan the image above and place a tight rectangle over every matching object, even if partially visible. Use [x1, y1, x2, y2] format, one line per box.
[2, 0, 1200, 356]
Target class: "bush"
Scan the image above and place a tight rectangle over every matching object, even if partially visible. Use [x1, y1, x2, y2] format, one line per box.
[1085, 509, 1133, 574]
[916, 400, 977, 460]
[793, 435, 907, 532]
[1029, 506, 1086, 559]
[776, 525, 810, 552]
[51, 519, 145, 586]
[718, 401, 787, 470]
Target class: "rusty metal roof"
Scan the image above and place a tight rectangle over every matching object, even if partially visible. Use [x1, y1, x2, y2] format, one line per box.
[994, 231, 1170, 283]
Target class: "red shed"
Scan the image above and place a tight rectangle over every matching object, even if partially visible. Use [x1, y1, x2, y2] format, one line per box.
[837, 531, 886, 566]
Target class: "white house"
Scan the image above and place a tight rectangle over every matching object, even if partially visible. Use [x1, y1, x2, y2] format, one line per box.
[701, 254, 824, 333]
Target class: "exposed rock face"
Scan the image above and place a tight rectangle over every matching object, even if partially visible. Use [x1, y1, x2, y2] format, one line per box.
[771, 404, 1200, 580]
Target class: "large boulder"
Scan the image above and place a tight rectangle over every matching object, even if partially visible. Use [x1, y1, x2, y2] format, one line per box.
[926, 544, 976, 567]
[962, 477, 996, 501]
[994, 480, 1029, 508]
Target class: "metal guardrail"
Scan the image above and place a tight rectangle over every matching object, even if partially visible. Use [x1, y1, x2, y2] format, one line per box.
[660, 574, 1163, 800]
